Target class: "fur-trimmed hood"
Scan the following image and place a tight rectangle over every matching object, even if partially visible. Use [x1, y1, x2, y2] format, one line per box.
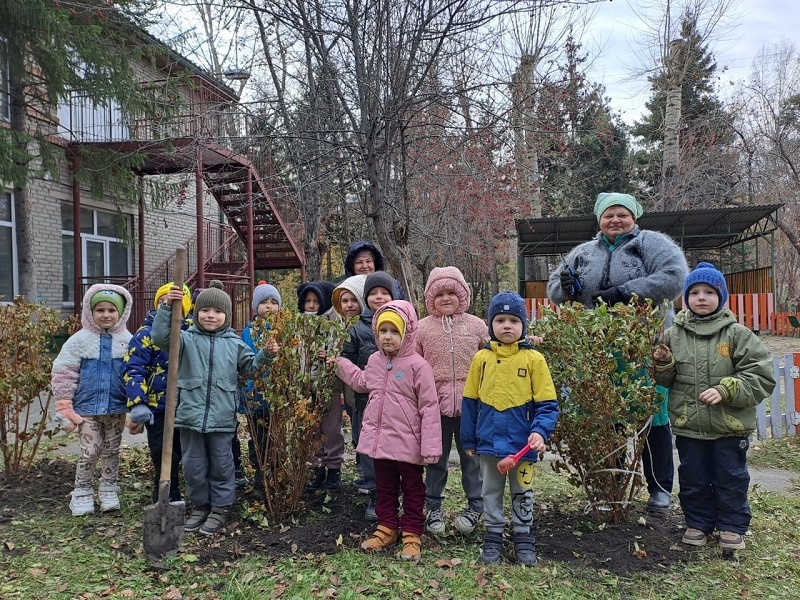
[81, 283, 132, 333]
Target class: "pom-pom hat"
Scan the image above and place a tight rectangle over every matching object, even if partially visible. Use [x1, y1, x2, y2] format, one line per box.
[252, 280, 282, 314]
[487, 291, 527, 341]
[683, 262, 728, 311]
[193, 280, 232, 330]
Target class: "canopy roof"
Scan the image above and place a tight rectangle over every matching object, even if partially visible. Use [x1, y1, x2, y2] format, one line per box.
[516, 204, 783, 257]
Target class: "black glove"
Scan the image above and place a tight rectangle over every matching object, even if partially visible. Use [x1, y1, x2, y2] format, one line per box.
[559, 270, 575, 295]
[592, 287, 628, 306]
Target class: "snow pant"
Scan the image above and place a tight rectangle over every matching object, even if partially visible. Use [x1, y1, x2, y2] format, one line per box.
[643, 423, 674, 495]
[246, 410, 270, 484]
[352, 404, 376, 491]
[145, 411, 182, 502]
[231, 421, 243, 473]
[425, 414, 483, 512]
[675, 435, 751, 535]
[374, 458, 425, 535]
[312, 393, 345, 470]
[74, 414, 126, 488]
[480, 455, 535, 534]
[180, 428, 236, 509]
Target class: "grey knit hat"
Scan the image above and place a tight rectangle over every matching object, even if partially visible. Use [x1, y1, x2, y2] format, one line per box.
[363, 271, 396, 302]
[194, 279, 232, 330]
[252, 280, 282, 314]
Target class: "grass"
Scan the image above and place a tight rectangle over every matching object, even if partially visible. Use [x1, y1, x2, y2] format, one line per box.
[2, 442, 800, 600]
[748, 437, 800, 472]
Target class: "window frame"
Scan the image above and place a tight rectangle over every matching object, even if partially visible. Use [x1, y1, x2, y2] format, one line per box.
[0, 190, 18, 303]
[0, 37, 10, 122]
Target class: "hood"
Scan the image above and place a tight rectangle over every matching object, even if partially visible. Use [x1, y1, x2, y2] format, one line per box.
[372, 300, 418, 358]
[424, 266, 471, 316]
[344, 240, 385, 276]
[333, 274, 367, 316]
[297, 281, 335, 315]
[674, 307, 738, 335]
[81, 283, 133, 334]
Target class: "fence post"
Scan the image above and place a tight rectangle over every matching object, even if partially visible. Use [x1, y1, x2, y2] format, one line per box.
[787, 353, 799, 437]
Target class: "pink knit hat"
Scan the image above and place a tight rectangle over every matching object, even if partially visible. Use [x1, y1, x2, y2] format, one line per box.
[424, 266, 471, 316]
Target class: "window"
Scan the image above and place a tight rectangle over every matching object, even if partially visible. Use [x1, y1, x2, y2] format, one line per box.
[0, 38, 9, 121]
[0, 191, 17, 301]
[61, 204, 131, 303]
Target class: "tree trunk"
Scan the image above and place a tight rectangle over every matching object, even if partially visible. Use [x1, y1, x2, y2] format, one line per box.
[661, 39, 685, 209]
[511, 54, 542, 218]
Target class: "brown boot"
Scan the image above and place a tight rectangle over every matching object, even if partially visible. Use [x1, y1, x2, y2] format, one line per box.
[361, 525, 398, 552]
[401, 532, 422, 560]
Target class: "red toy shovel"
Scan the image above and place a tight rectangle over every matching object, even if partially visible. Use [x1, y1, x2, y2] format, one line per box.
[497, 443, 532, 474]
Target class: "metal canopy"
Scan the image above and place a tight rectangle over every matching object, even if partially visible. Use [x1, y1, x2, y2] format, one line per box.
[516, 204, 783, 257]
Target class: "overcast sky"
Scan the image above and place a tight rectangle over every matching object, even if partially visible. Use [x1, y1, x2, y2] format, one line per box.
[583, 0, 800, 124]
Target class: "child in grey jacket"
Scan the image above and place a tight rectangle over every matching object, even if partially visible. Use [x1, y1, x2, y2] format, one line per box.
[153, 280, 277, 536]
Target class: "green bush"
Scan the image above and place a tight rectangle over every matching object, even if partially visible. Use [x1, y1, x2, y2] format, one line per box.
[0, 299, 63, 477]
[534, 299, 665, 524]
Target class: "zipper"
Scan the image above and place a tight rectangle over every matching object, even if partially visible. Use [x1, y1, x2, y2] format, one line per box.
[373, 357, 391, 457]
[202, 334, 215, 432]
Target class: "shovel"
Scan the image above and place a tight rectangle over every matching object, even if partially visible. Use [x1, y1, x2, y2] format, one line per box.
[497, 442, 532, 474]
[143, 247, 187, 561]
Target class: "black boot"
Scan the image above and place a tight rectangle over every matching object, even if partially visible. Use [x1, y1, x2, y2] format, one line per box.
[512, 532, 537, 566]
[305, 467, 326, 492]
[481, 531, 504, 564]
[646, 491, 671, 516]
[323, 468, 341, 491]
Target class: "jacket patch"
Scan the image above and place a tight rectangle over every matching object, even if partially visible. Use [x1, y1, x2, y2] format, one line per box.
[395, 371, 405, 381]
[517, 368, 528, 378]
[717, 342, 731, 359]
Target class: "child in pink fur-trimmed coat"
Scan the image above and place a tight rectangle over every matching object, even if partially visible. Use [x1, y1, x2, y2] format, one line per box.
[415, 266, 489, 536]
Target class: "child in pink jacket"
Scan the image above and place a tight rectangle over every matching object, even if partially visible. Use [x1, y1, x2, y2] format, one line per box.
[416, 266, 489, 536]
[335, 300, 441, 560]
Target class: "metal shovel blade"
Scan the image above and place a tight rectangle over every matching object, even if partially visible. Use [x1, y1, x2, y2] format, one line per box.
[143, 487, 186, 561]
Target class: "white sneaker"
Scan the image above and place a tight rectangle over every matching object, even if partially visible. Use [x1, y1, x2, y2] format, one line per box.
[425, 508, 445, 535]
[69, 488, 95, 516]
[454, 507, 482, 534]
[98, 484, 120, 512]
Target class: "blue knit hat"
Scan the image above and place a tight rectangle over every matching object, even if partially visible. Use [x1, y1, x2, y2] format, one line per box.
[683, 262, 728, 311]
[488, 291, 527, 341]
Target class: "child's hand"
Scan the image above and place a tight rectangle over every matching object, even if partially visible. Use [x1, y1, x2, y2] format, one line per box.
[528, 432, 546, 453]
[465, 448, 476, 458]
[423, 455, 441, 465]
[54, 398, 83, 433]
[652, 343, 672, 363]
[266, 337, 279, 355]
[326, 356, 337, 367]
[698, 387, 723, 406]
[528, 335, 543, 345]
[127, 419, 145, 435]
[165, 286, 185, 303]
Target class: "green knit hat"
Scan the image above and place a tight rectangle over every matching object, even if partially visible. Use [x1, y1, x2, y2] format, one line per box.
[594, 192, 643, 221]
[90, 290, 126, 315]
[193, 280, 232, 330]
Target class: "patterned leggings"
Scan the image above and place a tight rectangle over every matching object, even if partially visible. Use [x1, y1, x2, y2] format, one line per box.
[74, 414, 126, 489]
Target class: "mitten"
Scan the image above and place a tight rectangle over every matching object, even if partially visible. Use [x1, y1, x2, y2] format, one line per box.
[130, 403, 155, 425]
[592, 287, 628, 306]
[55, 398, 84, 433]
[559, 269, 575, 294]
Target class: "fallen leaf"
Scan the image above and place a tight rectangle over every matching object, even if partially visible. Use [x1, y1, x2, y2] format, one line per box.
[28, 568, 46, 576]
[330, 575, 341, 586]
[291, 543, 298, 553]
[3, 542, 14, 551]
[428, 580, 440, 589]
[182, 554, 198, 563]
[336, 534, 343, 547]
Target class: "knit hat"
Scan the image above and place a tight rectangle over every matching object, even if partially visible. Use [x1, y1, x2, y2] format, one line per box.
[297, 281, 335, 316]
[333, 275, 367, 316]
[594, 192, 643, 221]
[487, 291, 527, 341]
[90, 289, 126, 315]
[363, 271, 396, 302]
[193, 280, 232, 330]
[376, 308, 406, 339]
[154, 282, 192, 317]
[683, 262, 728, 311]
[252, 280, 282, 314]
[424, 266, 470, 316]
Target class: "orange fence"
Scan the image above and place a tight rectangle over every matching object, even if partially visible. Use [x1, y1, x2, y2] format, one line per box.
[525, 293, 777, 333]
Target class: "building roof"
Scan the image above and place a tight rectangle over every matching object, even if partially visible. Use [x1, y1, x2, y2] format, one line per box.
[516, 204, 783, 257]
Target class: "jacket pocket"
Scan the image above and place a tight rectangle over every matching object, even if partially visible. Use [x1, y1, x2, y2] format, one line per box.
[178, 377, 204, 392]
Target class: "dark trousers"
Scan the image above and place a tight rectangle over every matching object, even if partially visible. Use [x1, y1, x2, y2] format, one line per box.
[231, 421, 243, 472]
[352, 405, 376, 491]
[643, 423, 674, 495]
[145, 412, 182, 503]
[246, 410, 270, 481]
[675, 435, 751, 534]
[374, 458, 425, 535]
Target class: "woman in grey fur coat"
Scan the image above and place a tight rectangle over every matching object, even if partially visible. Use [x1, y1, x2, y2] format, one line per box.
[547, 192, 689, 515]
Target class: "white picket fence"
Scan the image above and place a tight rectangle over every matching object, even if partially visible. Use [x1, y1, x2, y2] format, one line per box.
[755, 353, 799, 439]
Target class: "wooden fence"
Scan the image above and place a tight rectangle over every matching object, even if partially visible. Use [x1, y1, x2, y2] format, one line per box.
[756, 353, 799, 440]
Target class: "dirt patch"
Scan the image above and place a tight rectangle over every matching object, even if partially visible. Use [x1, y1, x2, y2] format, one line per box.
[1, 459, 701, 574]
[758, 334, 800, 360]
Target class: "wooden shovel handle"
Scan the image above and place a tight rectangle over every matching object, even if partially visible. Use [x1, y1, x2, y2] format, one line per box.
[159, 248, 186, 489]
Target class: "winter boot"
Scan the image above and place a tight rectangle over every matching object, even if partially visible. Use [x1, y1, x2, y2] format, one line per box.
[481, 531, 504, 564]
[234, 469, 250, 491]
[98, 483, 120, 512]
[184, 505, 211, 533]
[401, 532, 422, 560]
[718, 530, 746, 550]
[199, 506, 229, 536]
[360, 525, 398, 552]
[69, 487, 95, 516]
[646, 491, 671, 516]
[323, 468, 341, 491]
[512, 532, 538, 566]
[305, 467, 327, 492]
[364, 490, 378, 522]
